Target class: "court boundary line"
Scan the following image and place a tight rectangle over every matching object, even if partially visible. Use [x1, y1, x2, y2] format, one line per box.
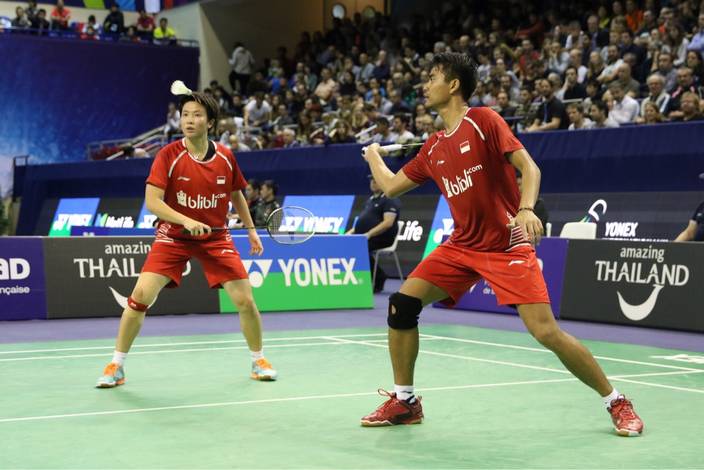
[326, 336, 704, 394]
[0, 378, 581, 424]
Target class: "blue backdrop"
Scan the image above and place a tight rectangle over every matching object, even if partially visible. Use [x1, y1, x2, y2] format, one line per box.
[0, 33, 198, 195]
[14, 122, 704, 235]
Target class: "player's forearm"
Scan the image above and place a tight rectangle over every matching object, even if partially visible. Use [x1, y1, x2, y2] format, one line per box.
[146, 198, 191, 226]
[674, 228, 693, 242]
[232, 191, 256, 229]
[518, 163, 541, 209]
[366, 151, 397, 194]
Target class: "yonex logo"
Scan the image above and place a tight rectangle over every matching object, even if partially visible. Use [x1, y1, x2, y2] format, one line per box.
[243, 260, 273, 288]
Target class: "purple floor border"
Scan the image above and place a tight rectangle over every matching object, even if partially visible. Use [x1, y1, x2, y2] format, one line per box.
[1, 281, 702, 352]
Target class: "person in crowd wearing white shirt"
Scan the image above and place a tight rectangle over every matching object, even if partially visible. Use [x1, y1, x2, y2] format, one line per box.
[243, 92, 272, 129]
[590, 100, 620, 128]
[229, 42, 255, 94]
[608, 82, 640, 124]
[163, 102, 180, 137]
[389, 114, 416, 143]
[640, 73, 671, 117]
[597, 45, 625, 84]
[567, 103, 595, 130]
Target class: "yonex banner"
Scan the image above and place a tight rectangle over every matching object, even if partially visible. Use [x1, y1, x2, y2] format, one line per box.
[0, 237, 47, 320]
[560, 240, 704, 332]
[49, 198, 101, 237]
[444, 238, 569, 317]
[281, 195, 355, 234]
[42, 237, 217, 319]
[220, 235, 373, 312]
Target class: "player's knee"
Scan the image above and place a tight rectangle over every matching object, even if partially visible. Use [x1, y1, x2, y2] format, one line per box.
[387, 292, 423, 330]
[234, 295, 257, 314]
[127, 287, 151, 312]
[530, 325, 562, 348]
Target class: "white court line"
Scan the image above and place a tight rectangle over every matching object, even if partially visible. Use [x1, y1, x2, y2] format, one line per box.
[0, 333, 389, 355]
[327, 336, 704, 395]
[610, 370, 704, 379]
[0, 378, 578, 424]
[420, 334, 704, 372]
[322, 336, 569, 374]
[0, 341, 345, 362]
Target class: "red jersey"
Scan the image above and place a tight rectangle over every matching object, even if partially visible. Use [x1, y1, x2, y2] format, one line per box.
[402, 107, 529, 252]
[146, 138, 248, 241]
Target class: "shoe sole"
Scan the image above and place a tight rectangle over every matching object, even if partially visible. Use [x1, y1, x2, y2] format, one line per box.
[360, 417, 423, 427]
[96, 379, 125, 388]
[251, 374, 277, 381]
[615, 427, 642, 437]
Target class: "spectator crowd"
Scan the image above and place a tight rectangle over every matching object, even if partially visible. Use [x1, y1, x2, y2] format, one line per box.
[180, 0, 704, 152]
[3, 0, 179, 45]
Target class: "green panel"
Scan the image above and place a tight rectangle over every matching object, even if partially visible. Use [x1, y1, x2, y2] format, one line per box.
[219, 271, 374, 312]
[83, 0, 106, 8]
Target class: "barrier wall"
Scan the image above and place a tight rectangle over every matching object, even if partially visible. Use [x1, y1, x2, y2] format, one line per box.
[0, 234, 372, 320]
[14, 122, 704, 234]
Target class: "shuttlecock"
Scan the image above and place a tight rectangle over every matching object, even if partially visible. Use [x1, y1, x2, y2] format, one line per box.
[171, 80, 193, 96]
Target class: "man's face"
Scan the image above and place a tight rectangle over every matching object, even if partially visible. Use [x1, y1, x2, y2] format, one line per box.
[567, 107, 581, 123]
[617, 65, 630, 81]
[611, 86, 624, 101]
[245, 184, 258, 201]
[160, 19, 167, 28]
[607, 45, 619, 62]
[566, 68, 577, 84]
[590, 105, 603, 121]
[538, 80, 551, 97]
[587, 15, 598, 31]
[647, 77, 663, 95]
[520, 89, 532, 104]
[423, 66, 454, 108]
[497, 93, 509, 108]
[522, 39, 532, 52]
[677, 68, 693, 87]
[658, 54, 672, 70]
[569, 50, 582, 66]
[180, 101, 211, 137]
[260, 185, 273, 200]
[392, 117, 403, 131]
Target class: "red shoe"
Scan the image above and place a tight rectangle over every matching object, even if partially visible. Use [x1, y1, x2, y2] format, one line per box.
[608, 396, 644, 436]
[360, 389, 423, 427]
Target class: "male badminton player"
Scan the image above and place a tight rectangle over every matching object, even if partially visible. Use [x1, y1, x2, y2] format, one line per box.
[359, 53, 643, 436]
[96, 84, 277, 387]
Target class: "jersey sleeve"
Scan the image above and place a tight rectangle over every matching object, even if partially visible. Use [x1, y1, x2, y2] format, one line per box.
[485, 108, 524, 157]
[383, 197, 401, 216]
[145, 148, 170, 190]
[401, 137, 435, 184]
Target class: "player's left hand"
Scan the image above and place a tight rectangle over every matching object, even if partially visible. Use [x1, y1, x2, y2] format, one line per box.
[507, 210, 543, 244]
[362, 143, 389, 162]
[248, 230, 264, 256]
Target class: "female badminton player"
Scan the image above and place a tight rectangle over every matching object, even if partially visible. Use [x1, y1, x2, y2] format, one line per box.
[96, 82, 277, 388]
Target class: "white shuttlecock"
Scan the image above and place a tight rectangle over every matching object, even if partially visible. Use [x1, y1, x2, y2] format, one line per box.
[170, 80, 193, 96]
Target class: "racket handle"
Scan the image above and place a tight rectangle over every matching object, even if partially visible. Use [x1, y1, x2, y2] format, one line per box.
[361, 143, 403, 154]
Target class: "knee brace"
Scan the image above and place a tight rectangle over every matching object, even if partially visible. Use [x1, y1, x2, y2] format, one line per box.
[387, 292, 423, 330]
[127, 296, 148, 312]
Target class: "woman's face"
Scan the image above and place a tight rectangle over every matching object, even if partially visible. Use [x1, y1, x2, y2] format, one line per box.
[644, 104, 657, 122]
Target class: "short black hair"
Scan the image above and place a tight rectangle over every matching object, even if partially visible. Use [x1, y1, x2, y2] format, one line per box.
[591, 100, 609, 115]
[430, 52, 478, 101]
[178, 92, 220, 123]
[247, 178, 260, 191]
[262, 179, 278, 196]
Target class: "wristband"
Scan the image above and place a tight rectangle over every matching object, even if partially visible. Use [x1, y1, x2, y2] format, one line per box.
[518, 207, 534, 213]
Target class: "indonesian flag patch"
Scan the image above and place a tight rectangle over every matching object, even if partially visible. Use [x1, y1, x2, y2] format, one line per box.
[216, 176, 226, 185]
[460, 140, 471, 154]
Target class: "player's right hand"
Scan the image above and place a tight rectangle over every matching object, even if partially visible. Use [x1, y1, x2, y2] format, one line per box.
[183, 218, 211, 236]
[362, 143, 388, 161]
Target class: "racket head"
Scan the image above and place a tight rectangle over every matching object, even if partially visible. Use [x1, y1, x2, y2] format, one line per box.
[266, 206, 316, 245]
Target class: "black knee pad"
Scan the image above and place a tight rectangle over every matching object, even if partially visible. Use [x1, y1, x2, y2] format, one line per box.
[388, 292, 423, 330]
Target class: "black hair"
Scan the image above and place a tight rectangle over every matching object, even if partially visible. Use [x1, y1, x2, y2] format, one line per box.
[178, 92, 220, 123]
[591, 100, 609, 115]
[247, 178, 261, 191]
[262, 179, 278, 196]
[430, 52, 478, 101]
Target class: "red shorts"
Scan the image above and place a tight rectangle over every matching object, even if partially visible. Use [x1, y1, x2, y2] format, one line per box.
[142, 237, 248, 288]
[409, 243, 549, 307]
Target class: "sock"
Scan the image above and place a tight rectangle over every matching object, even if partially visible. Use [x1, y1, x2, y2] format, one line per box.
[394, 384, 416, 403]
[602, 388, 621, 409]
[112, 350, 127, 366]
[251, 350, 264, 361]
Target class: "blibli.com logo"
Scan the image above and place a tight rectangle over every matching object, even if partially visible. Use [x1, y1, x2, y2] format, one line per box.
[176, 191, 227, 209]
[442, 165, 483, 198]
[243, 258, 359, 288]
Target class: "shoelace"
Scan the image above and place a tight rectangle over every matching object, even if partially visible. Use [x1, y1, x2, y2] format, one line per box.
[372, 389, 400, 415]
[612, 399, 637, 420]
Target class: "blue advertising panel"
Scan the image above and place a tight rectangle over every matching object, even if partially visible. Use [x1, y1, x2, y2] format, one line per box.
[281, 195, 355, 234]
[0, 237, 47, 320]
[438, 238, 569, 317]
[49, 198, 101, 236]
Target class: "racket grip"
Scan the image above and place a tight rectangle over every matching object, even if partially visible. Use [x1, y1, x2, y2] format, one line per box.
[361, 143, 403, 155]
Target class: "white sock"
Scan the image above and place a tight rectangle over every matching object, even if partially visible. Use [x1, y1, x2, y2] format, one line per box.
[251, 350, 264, 361]
[112, 350, 127, 366]
[394, 384, 415, 402]
[602, 388, 621, 409]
